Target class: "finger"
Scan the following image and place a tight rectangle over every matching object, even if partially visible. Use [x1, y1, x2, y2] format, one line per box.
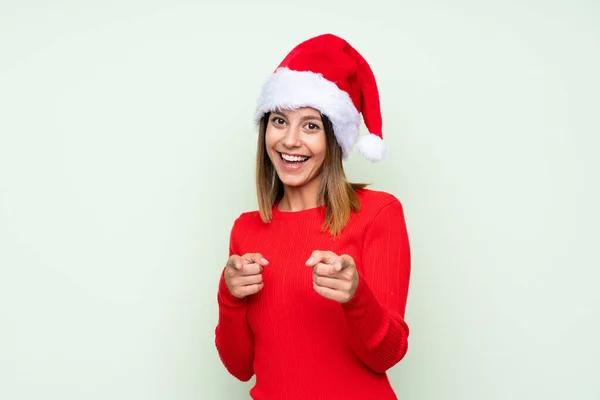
[338, 254, 354, 271]
[331, 255, 354, 273]
[243, 253, 269, 266]
[227, 255, 243, 270]
[305, 250, 337, 267]
[313, 272, 351, 291]
[234, 274, 263, 286]
[240, 263, 264, 276]
[305, 250, 323, 267]
[312, 282, 346, 303]
[313, 262, 337, 276]
[331, 257, 343, 273]
[237, 283, 264, 298]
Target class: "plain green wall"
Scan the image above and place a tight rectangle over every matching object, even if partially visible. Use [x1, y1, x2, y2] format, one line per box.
[1, 0, 599, 399]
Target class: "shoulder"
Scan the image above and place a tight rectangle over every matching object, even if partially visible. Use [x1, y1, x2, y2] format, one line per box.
[353, 188, 406, 229]
[230, 209, 272, 237]
[227, 210, 263, 247]
[355, 188, 404, 213]
[232, 210, 262, 229]
[353, 189, 408, 238]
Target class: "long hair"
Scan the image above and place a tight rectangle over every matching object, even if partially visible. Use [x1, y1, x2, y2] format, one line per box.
[256, 112, 367, 237]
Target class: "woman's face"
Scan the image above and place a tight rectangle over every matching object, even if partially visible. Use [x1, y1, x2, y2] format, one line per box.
[265, 107, 327, 189]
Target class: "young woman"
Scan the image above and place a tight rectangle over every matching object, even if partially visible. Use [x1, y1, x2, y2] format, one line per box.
[215, 34, 411, 399]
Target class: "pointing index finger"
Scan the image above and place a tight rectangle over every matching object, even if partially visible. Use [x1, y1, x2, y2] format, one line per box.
[244, 253, 269, 266]
[306, 250, 338, 267]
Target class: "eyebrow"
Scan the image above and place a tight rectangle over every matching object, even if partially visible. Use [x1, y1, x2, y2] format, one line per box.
[273, 110, 322, 123]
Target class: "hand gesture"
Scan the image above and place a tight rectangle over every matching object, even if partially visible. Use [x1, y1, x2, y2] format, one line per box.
[305, 250, 359, 303]
[225, 253, 269, 299]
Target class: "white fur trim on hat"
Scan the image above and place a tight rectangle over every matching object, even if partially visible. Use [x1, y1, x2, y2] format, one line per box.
[254, 67, 361, 158]
[356, 133, 386, 162]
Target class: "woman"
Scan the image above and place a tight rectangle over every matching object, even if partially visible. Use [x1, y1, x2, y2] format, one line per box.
[215, 34, 411, 399]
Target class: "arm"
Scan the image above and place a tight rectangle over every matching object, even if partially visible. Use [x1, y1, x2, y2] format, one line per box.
[214, 221, 255, 381]
[342, 199, 411, 373]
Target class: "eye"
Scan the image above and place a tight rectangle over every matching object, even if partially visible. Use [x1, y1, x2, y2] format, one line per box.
[271, 117, 286, 126]
[305, 122, 321, 130]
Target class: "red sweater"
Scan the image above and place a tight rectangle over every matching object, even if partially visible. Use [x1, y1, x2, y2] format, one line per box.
[215, 189, 411, 399]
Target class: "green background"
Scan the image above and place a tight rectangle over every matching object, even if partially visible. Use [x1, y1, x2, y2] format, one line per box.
[1, 0, 598, 399]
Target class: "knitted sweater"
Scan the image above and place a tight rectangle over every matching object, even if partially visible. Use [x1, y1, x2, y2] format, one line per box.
[215, 189, 411, 399]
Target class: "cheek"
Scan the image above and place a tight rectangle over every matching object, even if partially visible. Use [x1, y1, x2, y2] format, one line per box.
[307, 134, 327, 161]
[265, 128, 286, 155]
[264, 128, 276, 148]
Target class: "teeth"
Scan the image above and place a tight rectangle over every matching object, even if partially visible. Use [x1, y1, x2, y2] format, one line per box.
[281, 153, 309, 162]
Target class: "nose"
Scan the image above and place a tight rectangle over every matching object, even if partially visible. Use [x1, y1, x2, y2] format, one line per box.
[281, 125, 302, 148]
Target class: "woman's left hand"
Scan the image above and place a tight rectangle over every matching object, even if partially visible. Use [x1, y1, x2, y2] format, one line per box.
[305, 251, 359, 303]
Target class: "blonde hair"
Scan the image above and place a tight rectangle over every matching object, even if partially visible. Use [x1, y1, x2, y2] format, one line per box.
[255, 112, 367, 237]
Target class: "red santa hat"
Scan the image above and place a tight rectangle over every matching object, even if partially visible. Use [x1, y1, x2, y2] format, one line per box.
[254, 33, 386, 162]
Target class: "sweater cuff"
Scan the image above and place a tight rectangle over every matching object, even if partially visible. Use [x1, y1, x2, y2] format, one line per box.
[218, 268, 247, 308]
[341, 274, 386, 325]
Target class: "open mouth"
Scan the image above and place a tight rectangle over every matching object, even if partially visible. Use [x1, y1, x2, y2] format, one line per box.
[279, 152, 310, 164]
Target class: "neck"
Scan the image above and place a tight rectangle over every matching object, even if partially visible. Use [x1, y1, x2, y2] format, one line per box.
[278, 176, 323, 212]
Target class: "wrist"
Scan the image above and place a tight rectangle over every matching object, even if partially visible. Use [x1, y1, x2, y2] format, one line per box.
[218, 269, 247, 306]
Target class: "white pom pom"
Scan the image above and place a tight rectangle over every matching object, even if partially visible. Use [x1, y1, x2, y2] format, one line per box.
[356, 134, 386, 162]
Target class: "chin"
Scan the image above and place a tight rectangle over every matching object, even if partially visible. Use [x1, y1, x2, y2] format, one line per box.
[278, 175, 309, 187]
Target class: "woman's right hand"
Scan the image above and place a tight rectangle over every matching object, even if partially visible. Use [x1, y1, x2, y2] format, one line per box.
[225, 253, 269, 299]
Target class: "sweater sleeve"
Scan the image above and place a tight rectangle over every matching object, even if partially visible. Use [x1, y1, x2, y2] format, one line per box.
[214, 219, 255, 382]
[341, 198, 411, 373]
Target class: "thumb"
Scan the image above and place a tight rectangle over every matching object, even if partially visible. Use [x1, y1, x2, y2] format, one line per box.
[228, 255, 243, 270]
[332, 257, 344, 273]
